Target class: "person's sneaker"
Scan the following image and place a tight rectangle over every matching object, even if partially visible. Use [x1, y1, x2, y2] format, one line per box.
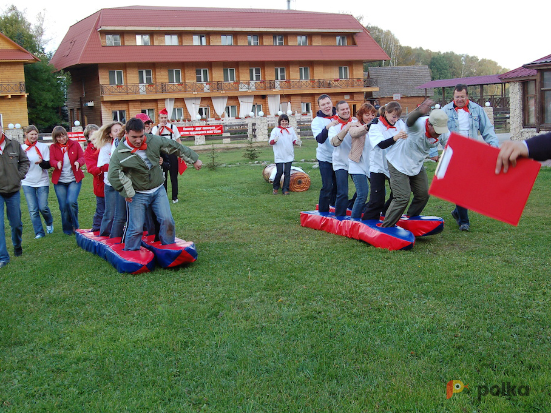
[35, 234, 44, 239]
[272, 189, 278, 195]
[451, 210, 460, 226]
[172, 199, 179, 204]
[459, 223, 470, 232]
[14, 247, 22, 257]
[0, 261, 8, 269]
[46, 225, 54, 234]
[282, 191, 290, 196]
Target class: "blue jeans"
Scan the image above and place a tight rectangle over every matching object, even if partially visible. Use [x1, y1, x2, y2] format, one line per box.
[453, 205, 470, 225]
[54, 181, 82, 235]
[350, 174, 369, 219]
[22, 185, 53, 237]
[273, 162, 292, 193]
[124, 186, 175, 251]
[0, 191, 23, 262]
[92, 196, 105, 232]
[100, 185, 127, 238]
[318, 160, 337, 212]
[334, 169, 349, 217]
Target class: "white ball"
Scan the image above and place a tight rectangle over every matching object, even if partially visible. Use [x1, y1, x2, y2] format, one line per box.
[249, 112, 254, 117]
[196, 114, 202, 120]
[434, 104, 441, 109]
[8, 123, 14, 129]
[258, 111, 264, 117]
[74, 120, 81, 126]
[277, 111, 283, 116]
[485, 102, 491, 107]
[287, 110, 293, 116]
[15, 123, 21, 129]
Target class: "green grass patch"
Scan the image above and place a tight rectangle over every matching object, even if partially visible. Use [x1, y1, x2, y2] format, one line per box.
[1, 138, 550, 411]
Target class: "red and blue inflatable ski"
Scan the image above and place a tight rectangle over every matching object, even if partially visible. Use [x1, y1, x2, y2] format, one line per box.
[300, 211, 415, 251]
[141, 234, 197, 268]
[315, 205, 444, 237]
[76, 229, 155, 274]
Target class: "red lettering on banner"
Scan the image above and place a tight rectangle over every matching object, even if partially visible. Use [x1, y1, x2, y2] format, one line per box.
[177, 125, 224, 136]
[67, 132, 86, 142]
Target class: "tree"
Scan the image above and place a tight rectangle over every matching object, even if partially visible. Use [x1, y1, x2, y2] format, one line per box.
[0, 5, 67, 130]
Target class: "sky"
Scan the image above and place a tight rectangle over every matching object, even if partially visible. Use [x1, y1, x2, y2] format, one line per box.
[5, 0, 549, 71]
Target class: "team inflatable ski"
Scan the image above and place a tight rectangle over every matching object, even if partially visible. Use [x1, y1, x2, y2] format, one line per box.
[76, 229, 155, 274]
[141, 233, 198, 268]
[315, 205, 444, 237]
[300, 211, 415, 251]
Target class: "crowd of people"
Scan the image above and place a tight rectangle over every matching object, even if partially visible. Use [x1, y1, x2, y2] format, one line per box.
[0, 109, 202, 269]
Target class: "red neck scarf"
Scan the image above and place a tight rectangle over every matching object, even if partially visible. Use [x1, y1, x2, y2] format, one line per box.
[425, 119, 438, 144]
[25, 139, 43, 159]
[0, 133, 5, 154]
[279, 127, 290, 134]
[131, 136, 148, 153]
[454, 100, 470, 112]
[380, 116, 396, 130]
[58, 142, 69, 155]
[334, 115, 352, 130]
[158, 125, 174, 135]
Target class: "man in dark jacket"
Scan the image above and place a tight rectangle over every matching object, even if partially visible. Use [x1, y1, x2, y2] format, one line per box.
[0, 124, 30, 268]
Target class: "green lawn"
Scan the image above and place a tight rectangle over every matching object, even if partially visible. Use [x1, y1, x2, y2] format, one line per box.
[1, 139, 550, 412]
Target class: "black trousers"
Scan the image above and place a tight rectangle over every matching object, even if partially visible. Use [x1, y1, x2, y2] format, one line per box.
[362, 172, 393, 220]
[163, 153, 179, 201]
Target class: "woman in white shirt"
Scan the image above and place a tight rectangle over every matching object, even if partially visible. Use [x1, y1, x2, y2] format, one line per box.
[93, 122, 126, 238]
[21, 125, 53, 239]
[270, 114, 297, 195]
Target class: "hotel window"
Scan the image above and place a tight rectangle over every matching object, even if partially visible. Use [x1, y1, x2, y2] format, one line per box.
[171, 108, 183, 120]
[136, 34, 151, 46]
[275, 67, 286, 81]
[252, 104, 263, 116]
[223, 68, 236, 82]
[109, 70, 124, 85]
[301, 102, 312, 113]
[193, 35, 207, 45]
[299, 67, 310, 80]
[225, 105, 237, 117]
[273, 35, 284, 45]
[165, 34, 179, 45]
[543, 71, 551, 125]
[248, 35, 259, 45]
[221, 35, 233, 45]
[106, 34, 121, 46]
[112, 110, 126, 123]
[141, 109, 155, 123]
[336, 36, 347, 46]
[196, 68, 209, 83]
[250, 67, 261, 81]
[297, 35, 308, 46]
[524, 80, 536, 126]
[198, 107, 210, 119]
[338, 66, 349, 79]
[168, 69, 182, 83]
[138, 69, 153, 84]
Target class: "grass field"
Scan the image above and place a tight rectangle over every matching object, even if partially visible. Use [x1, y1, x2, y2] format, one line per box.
[1, 138, 550, 412]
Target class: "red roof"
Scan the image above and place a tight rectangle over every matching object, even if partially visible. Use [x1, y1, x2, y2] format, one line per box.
[416, 75, 503, 89]
[0, 32, 39, 62]
[50, 7, 389, 70]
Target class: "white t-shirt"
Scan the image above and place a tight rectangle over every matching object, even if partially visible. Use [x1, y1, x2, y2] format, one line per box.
[311, 115, 334, 163]
[152, 124, 181, 140]
[270, 126, 297, 163]
[369, 119, 407, 177]
[329, 121, 356, 171]
[348, 135, 371, 176]
[58, 151, 75, 183]
[21, 142, 50, 187]
[97, 144, 112, 186]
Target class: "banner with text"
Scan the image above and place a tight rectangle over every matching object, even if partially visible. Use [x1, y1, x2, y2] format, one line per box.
[177, 125, 224, 136]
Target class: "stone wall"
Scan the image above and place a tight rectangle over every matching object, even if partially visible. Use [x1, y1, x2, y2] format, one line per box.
[508, 81, 537, 141]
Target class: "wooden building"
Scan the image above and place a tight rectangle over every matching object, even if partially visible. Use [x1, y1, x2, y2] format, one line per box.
[0, 32, 39, 127]
[50, 6, 389, 126]
[499, 54, 551, 140]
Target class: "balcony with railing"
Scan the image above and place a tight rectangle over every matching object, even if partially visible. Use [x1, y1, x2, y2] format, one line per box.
[100, 78, 377, 96]
[0, 82, 26, 95]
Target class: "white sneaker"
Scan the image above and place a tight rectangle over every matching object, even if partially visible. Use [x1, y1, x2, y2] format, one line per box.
[172, 199, 179, 204]
[35, 234, 44, 239]
[46, 225, 54, 234]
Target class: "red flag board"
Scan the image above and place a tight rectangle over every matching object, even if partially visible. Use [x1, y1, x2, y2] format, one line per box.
[177, 125, 223, 136]
[67, 131, 86, 142]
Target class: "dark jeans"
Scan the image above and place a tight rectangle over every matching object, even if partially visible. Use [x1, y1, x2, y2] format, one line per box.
[92, 196, 105, 232]
[318, 160, 337, 212]
[164, 153, 179, 201]
[453, 205, 470, 225]
[334, 169, 349, 217]
[362, 173, 393, 220]
[274, 162, 292, 192]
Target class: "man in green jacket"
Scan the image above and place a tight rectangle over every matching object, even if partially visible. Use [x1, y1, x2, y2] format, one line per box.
[108, 118, 202, 251]
[1, 124, 30, 268]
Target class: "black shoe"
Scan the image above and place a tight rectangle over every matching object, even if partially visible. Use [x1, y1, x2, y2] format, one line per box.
[14, 247, 22, 257]
[459, 223, 470, 232]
